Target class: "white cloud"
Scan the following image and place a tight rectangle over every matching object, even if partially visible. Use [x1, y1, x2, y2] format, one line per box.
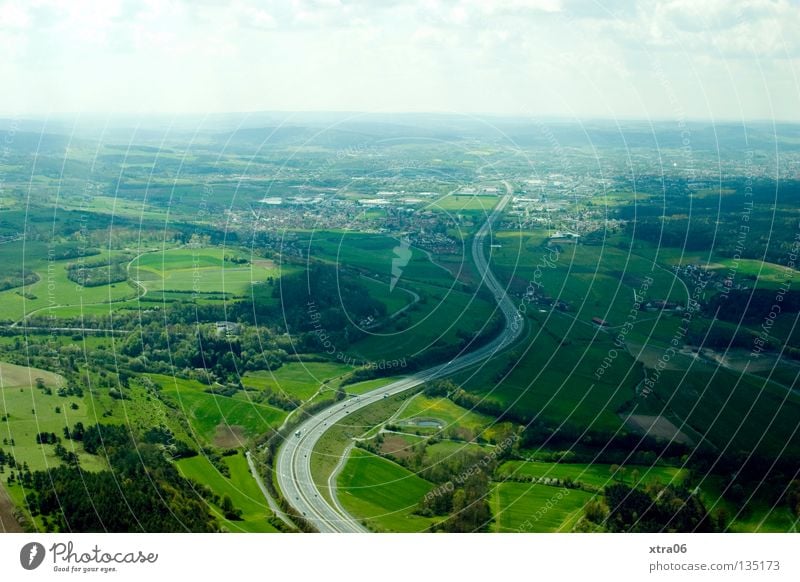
[412, 24, 456, 46]
[0, 0, 798, 119]
[613, 0, 800, 58]
[489, 0, 562, 14]
[0, 1, 30, 29]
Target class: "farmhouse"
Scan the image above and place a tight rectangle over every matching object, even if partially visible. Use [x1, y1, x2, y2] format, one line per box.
[215, 321, 240, 336]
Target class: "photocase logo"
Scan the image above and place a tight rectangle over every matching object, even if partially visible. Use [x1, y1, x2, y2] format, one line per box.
[390, 238, 412, 292]
[20, 542, 46, 570]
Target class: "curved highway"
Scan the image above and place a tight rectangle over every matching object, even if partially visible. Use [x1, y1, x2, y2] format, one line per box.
[275, 185, 523, 532]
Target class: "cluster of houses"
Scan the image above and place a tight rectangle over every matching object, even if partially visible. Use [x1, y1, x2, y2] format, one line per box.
[408, 231, 458, 254]
[672, 263, 714, 289]
[642, 300, 682, 312]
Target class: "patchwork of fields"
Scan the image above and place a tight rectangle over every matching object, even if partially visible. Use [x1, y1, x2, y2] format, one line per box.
[1, 181, 797, 535]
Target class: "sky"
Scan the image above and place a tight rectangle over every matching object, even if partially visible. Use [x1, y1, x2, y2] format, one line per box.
[1, 0, 799, 121]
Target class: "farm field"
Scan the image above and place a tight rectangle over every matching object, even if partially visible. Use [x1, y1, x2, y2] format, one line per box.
[43, 301, 143, 318]
[153, 374, 286, 446]
[429, 193, 500, 213]
[491, 482, 596, 532]
[336, 448, 436, 532]
[497, 460, 689, 490]
[637, 245, 792, 288]
[67, 196, 187, 222]
[131, 247, 278, 294]
[422, 440, 494, 460]
[378, 432, 427, 460]
[454, 312, 640, 434]
[242, 361, 355, 401]
[488, 230, 689, 330]
[650, 368, 800, 459]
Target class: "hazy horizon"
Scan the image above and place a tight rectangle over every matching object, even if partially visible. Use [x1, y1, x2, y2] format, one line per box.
[4, 110, 800, 122]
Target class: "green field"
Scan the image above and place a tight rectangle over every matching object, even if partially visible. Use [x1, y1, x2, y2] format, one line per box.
[396, 394, 493, 439]
[302, 231, 447, 285]
[153, 375, 286, 445]
[44, 301, 141, 318]
[131, 247, 278, 294]
[0, 239, 274, 323]
[336, 448, 436, 532]
[0, 361, 105, 472]
[242, 361, 355, 401]
[649, 247, 791, 287]
[491, 482, 596, 532]
[489, 230, 689, 328]
[343, 377, 405, 395]
[72, 196, 180, 222]
[429, 194, 500, 213]
[176, 453, 279, 533]
[360, 276, 416, 314]
[347, 281, 496, 362]
[497, 460, 688, 490]
[424, 440, 495, 459]
[455, 312, 639, 434]
[651, 368, 800, 459]
[476, 227, 800, 457]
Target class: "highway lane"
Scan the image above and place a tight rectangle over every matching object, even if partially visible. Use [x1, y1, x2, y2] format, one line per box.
[275, 184, 523, 532]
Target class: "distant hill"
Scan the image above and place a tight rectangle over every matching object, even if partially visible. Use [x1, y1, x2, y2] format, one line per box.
[2, 114, 799, 153]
